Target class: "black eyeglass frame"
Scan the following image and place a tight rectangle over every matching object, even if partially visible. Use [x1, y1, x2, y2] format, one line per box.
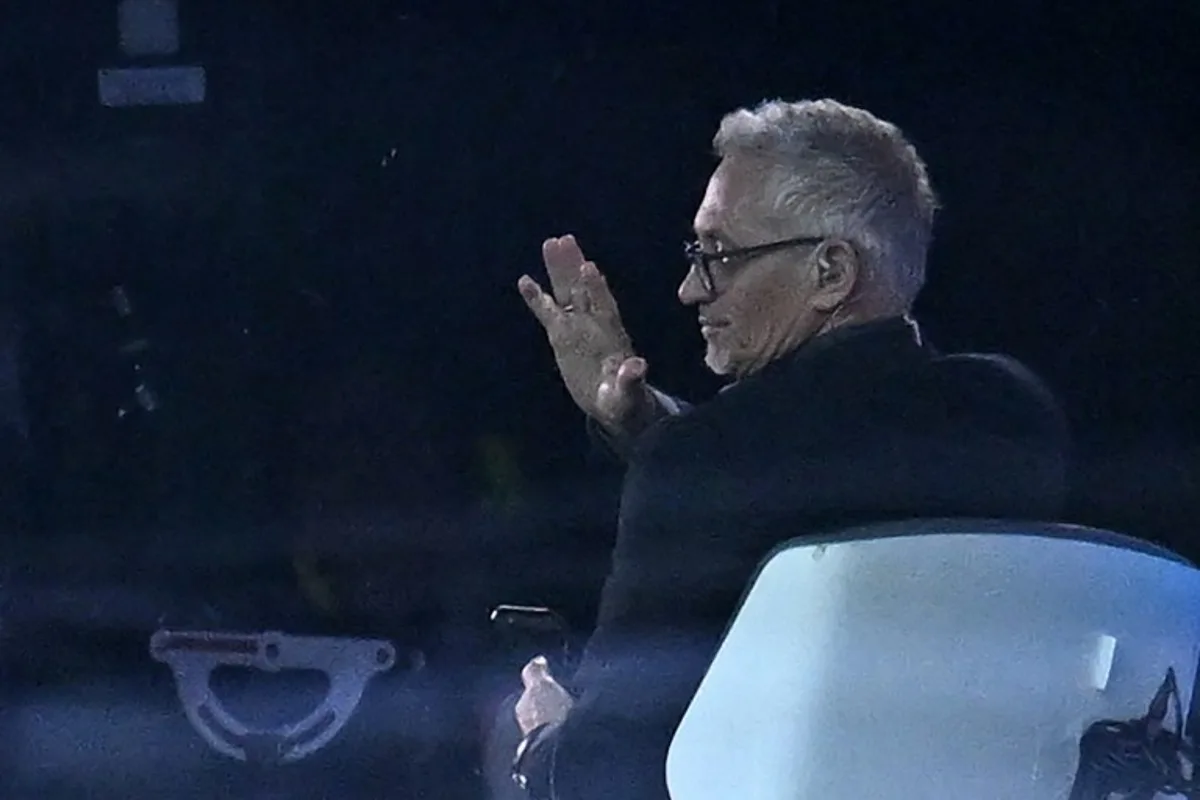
[684, 235, 826, 294]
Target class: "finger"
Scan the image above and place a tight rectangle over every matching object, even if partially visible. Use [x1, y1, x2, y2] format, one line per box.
[521, 655, 552, 688]
[518, 275, 563, 329]
[616, 357, 648, 393]
[514, 690, 537, 734]
[515, 703, 532, 734]
[542, 235, 586, 306]
[579, 262, 620, 322]
[569, 281, 591, 315]
[610, 358, 649, 412]
[597, 358, 647, 423]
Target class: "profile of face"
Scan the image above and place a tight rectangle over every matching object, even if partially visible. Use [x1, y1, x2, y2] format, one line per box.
[679, 156, 862, 379]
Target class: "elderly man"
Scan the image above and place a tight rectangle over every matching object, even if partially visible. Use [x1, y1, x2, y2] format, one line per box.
[501, 98, 1068, 800]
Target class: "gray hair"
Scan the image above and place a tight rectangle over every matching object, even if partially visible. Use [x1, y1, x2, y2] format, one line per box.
[713, 98, 940, 309]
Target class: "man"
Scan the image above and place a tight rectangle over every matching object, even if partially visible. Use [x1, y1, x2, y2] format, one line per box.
[500, 98, 1069, 800]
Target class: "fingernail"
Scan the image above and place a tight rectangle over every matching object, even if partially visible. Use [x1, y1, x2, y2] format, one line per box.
[533, 655, 548, 666]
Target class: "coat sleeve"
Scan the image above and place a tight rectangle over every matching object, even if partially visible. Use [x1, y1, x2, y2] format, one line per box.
[522, 419, 744, 800]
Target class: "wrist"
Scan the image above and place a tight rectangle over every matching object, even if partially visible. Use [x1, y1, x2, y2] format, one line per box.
[512, 721, 563, 799]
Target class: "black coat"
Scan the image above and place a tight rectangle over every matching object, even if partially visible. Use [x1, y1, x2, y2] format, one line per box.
[531, 317, 1069, 800]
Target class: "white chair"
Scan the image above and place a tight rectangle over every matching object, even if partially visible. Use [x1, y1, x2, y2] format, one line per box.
[666, 519, 1200, 800]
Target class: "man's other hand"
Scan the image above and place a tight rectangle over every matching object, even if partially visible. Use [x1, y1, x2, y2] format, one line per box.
[515, 656, 575, 737]
[519, 234, 659, 436]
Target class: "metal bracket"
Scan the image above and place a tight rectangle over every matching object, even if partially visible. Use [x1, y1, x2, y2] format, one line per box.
[150, 629, 395, 765]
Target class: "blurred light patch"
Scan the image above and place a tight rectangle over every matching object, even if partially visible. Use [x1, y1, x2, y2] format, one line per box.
[118, 0, 180, 57]
[97, 66, 206, 107]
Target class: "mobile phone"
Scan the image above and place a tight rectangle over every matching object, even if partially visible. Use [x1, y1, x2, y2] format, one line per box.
[489, 604, 572, 673]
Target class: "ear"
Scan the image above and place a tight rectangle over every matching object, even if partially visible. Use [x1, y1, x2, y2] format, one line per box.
[809, 239, 860, 311]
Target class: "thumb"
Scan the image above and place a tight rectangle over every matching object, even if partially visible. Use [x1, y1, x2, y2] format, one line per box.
[521, 655, 552, 688]
[615, 357, 648, 395]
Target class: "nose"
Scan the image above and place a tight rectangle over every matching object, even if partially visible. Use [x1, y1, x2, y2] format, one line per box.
[678, 264, 709, 306]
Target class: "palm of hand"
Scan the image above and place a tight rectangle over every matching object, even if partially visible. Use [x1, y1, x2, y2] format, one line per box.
[519, 235, 646, 426]
[550, 313, 633, 417]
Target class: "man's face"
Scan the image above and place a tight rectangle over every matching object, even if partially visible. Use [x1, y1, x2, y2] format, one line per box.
[679, 156, 853, 379]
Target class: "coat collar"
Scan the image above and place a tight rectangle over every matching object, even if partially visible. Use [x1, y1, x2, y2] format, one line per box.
[718, 315, 928, 395]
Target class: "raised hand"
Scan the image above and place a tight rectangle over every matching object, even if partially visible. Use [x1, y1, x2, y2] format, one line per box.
[519, 235, 658, 435]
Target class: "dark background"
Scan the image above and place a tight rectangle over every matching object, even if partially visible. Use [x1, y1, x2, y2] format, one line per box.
[0, 0, 1196, 618]
[0, 1, 1195, 796]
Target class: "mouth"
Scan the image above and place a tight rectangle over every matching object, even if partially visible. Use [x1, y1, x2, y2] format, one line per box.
[699, 318, 728, 338]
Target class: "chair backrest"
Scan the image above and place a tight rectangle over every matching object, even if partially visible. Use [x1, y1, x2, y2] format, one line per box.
[666, 519, 1200, 800]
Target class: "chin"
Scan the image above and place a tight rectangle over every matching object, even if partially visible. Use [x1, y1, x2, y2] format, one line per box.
[704, 346, 734, 376]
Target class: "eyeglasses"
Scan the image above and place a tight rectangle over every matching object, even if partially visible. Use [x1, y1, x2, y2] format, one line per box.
[684, 235, 826, 295]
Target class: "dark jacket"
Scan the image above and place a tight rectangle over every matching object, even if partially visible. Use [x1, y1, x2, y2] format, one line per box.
[525, 316, 1069, 800]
